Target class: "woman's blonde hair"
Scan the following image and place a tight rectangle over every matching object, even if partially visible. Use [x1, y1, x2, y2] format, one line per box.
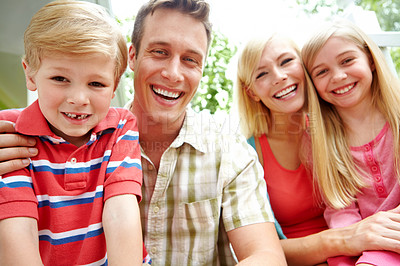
[23, 0, 128, 88]
[236, 34, 313, 138]
[302, 20, 400, 209]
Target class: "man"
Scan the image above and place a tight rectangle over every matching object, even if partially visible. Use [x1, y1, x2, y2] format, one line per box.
[0, 0, 286, 265]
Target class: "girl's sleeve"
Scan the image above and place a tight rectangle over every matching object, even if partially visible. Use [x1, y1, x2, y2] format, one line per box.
[324, 202, 362, 265]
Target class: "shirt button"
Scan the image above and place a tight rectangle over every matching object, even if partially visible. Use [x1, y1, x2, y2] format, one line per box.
[148, 164, 154, 171]
[151, 247, 157, 254]
[375, 175, 381, 182]
[71, 158, 77, 164]
[367, 156, 373, 161]
[364, 145, 371, 151]
[377, 186, 384, 193]
[153, 206, 160, 213]
[371, 166, 378, 172]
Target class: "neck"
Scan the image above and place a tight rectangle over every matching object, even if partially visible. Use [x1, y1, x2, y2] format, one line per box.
[267, 110, 304, 140]
[130, 103, 184, 169]
[336, 102, 386, 146]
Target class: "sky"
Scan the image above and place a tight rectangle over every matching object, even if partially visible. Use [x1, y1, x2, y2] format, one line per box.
[109, 0, 324, 49]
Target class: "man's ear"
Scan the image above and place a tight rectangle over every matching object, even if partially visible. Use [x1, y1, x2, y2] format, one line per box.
[128, 45, 137, 72]
[245, 87, 260, 102]
[22, 60, 37, 92]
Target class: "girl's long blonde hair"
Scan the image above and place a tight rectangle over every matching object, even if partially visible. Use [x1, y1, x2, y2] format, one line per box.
[302, 20, 400, 209]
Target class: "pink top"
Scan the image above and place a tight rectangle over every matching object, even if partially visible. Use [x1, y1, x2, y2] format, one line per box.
[259, 134, 327, 238]
[325, 123, 400, 265]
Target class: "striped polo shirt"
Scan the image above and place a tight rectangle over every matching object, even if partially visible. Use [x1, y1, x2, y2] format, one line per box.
[0, 101, 142, 265]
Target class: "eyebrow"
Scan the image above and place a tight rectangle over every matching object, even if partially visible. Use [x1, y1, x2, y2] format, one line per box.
[311, 49, 357, 73]
[148, 41, 205, 59]
[255, 51, 293, 72]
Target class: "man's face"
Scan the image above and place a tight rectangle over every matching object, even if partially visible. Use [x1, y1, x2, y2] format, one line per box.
[129, 8, 208, 132]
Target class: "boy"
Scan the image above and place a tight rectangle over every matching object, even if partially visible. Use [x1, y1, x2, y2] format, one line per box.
[0, 1, 149, 265]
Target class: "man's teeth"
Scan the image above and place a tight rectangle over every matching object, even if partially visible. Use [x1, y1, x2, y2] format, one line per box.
[275, 85, 296, 98]
[65, 113, 89, 120]
[334, 84, 355, 94]
[153, 87, 180, 99]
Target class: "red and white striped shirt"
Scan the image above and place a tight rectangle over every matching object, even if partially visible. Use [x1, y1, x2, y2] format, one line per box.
[0, 101, 143, 265]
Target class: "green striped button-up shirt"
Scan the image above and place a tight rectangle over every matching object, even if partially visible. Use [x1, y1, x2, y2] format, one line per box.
[140, 108, 274, 265]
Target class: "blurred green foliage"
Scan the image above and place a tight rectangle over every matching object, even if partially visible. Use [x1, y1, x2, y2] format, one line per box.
[297, 0, 400, 77]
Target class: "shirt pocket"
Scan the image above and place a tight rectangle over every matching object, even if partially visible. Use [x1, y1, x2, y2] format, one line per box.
[173, 196, 222, 265]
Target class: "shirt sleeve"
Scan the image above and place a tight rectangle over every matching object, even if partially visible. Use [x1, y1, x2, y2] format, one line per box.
[103, 110, 143, 202]
[221, 134, 275, 232]
[325, 202, 363, 265]
[356, 250, 400, 265]
[0, 167, 38, 220]
[247, 135, 286, 239]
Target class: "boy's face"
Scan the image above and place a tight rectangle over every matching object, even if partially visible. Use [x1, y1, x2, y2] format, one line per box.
[23, 51, 116, 146]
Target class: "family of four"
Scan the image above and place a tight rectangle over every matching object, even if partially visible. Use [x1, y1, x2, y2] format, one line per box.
[0, 0, 399, 265]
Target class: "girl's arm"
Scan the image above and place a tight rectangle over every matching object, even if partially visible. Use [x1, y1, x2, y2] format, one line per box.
[103, 194, 143, 266]
[0, 217, 42, 265]
[281, 206, 400, 265]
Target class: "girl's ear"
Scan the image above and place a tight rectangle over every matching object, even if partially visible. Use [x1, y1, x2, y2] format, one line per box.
[245, 87, 260, 102]
[22, 60, 37, 92]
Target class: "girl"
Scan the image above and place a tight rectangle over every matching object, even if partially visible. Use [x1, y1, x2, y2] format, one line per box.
[236, 32, 400, 265]
[302, 20, 400, 265]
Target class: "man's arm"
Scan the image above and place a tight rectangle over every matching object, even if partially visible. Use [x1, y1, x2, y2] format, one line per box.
[0, 217, 42, 265]
[228, 222, 287, 265]
[103, 194, 143, 266]
[0, 121, 37, 175]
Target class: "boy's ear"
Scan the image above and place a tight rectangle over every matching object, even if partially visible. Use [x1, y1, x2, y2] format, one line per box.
[22, 60, 37, 92]
[245, 87, 260, 102]
[128, 45, 136, 72]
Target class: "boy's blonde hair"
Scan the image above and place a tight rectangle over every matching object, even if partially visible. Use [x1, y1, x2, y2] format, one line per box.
[23, 0, 127, 88]
[302, 20, 400, 209]
[236, 34, 313, 138]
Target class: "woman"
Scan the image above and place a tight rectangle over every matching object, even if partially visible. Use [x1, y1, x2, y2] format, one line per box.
[236, 33, 400, 265]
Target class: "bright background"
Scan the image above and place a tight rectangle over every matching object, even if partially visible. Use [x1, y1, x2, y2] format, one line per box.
[110, 0, 323, 49]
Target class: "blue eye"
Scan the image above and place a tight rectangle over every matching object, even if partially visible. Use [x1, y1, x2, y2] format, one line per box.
[51, 76, 68, 82]
[89, 82, 105, 87]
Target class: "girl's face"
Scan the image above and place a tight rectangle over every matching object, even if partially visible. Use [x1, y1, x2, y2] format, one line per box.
[309, 36, 374, 114]
[249, 37, 305, 115]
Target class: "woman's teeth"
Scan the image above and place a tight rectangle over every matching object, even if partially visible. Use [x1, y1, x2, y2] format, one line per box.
[275, 85, 297, 99]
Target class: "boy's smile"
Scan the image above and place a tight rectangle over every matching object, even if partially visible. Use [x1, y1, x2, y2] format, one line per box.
[23, 51, 116, 146]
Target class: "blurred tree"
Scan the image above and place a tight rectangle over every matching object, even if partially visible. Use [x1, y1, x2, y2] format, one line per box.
[191, 31, 237, 114]
[296, 0, 400, 76]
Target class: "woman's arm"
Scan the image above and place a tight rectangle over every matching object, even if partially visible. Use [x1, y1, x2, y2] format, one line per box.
[103, 194, 143, 266]
[0, 121, 37, 175]
[281, 205, 400, 265]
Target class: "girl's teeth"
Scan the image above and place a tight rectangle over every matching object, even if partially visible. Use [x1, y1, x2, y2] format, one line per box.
[334, 84, 354, 94]
[65, 113, 89, 120]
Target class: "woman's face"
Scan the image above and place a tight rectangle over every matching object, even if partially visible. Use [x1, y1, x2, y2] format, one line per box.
[249, 37, 306, 115]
